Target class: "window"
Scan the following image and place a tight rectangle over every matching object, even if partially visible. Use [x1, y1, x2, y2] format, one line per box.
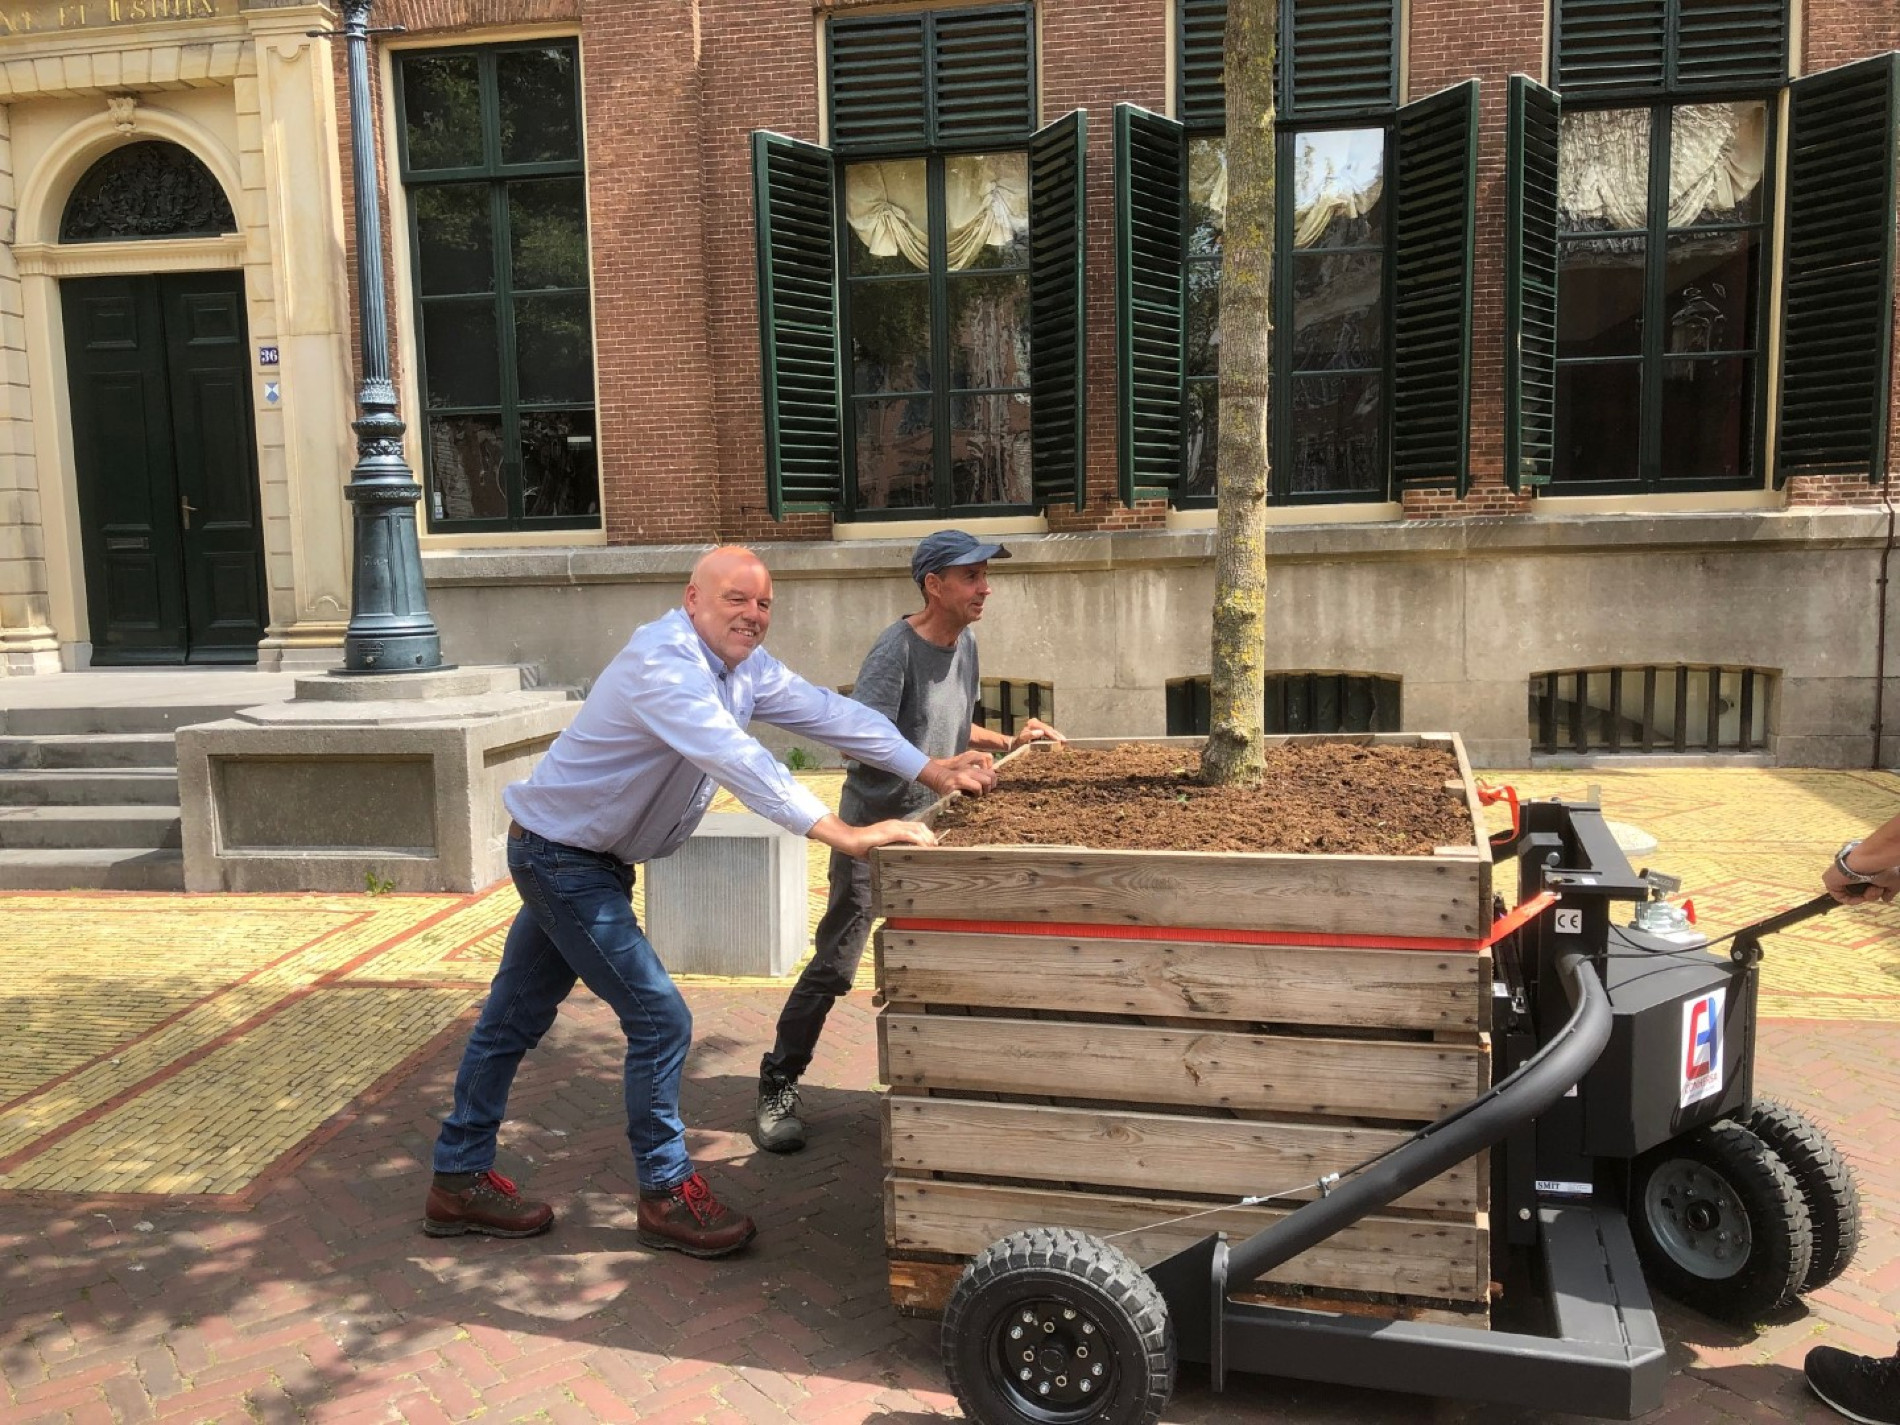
[394, 42, 600, 531]
[1508, 8, 1896, 491]
[1530, 665, 1772, 754]
[975, 678, 1053, 736]
[753, 6, 1089, 519]
[1163, 672, 1400, 734]
[1120, 0, 1476, 506]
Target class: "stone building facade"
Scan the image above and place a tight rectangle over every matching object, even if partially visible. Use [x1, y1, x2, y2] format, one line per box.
[1, 0, 1897, 765]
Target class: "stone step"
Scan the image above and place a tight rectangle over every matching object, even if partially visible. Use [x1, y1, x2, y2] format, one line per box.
[0, 806, 181, 850]
[0, 847, 184, 891]
[0, 733, 178, 770]
[1, 705, 249, 737]
[0, 769, 180, 806]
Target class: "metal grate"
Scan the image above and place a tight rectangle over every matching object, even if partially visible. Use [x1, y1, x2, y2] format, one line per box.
[975, 680, 1053, 737]
[1530, 665, 1773, 754]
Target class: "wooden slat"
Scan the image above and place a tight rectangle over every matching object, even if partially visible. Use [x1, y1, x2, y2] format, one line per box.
[876, 928, 1485, 1031]
[883, 1097, 1480, 1213]
[871, 844, 1486, 938]
[879, 1014, 1489, 1120]
[888, 1176, 1489, 1300]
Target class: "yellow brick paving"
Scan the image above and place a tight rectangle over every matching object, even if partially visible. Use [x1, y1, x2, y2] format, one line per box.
[3, 766, 1895, 1201]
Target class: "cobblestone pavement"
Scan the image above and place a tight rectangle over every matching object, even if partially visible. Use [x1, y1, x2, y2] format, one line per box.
[1, 767, 1897, 1423]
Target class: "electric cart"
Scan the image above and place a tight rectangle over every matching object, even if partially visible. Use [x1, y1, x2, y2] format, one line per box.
[936, 797, 1862, 1424]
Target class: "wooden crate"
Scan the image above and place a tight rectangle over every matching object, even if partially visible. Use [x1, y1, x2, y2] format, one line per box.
[871, 732, 1494, 1322]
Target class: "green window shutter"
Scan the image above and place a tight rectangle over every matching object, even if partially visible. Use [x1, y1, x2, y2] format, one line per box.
[1114, 103, 1186, 504]
[1178, 0, 1227, 129]
[932, 7, 1037, 146]
[1505, 74, 1561, 491]
[1553, 0, 1667, 98]
[1776, 53, 1899, 485]
[1673, 0, 1787, 89]
[752, 131, 842, 517]
[1029, 109, 1088, 511]
[828, 17, 928, 151]
[1391, 79, 1479, 495]
[1287, 0, 1398, 117]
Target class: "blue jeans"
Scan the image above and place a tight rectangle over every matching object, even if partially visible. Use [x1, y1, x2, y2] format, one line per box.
[432, 828, 695, 1192]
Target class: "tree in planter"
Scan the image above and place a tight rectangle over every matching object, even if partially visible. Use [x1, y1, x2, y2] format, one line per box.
[1201, 0, 1276, 787]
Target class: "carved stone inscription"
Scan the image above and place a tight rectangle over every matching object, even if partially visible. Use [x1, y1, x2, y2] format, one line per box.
[0, 0, 237, 37]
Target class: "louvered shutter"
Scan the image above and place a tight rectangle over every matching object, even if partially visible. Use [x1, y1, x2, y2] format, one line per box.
[827, 18, 928, 152]
[1776, 53, 1899, 484]
[1029, 110, 1088, 511]
[1505, 75, 1560, 491]
[1178, 0, 1227, 129]
[932, 8, 1036, 146]
[1390, 80, 1478, 495]
[1553, 0, 1667, 97]
[1286, 0, 1397, 117]
[1115, 104, 1186, 502]
[752, 132, 842, 516]
[1673, 0, 1786, 89]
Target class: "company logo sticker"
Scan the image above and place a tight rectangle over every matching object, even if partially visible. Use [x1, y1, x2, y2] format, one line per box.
[1679, 987, 1727, 1107]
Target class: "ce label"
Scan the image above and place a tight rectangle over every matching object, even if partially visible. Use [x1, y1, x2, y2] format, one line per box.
[1554, 908, 1583, 935]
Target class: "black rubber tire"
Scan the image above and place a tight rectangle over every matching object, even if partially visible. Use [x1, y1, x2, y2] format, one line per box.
[942, 1228, 1174, 1425]
[1743, 1098, 1863, 1292]
[1629, 1119, 1813, 1323]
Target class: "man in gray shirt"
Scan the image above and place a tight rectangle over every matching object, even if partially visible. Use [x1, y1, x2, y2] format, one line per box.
[753, 530, 1062, 1152]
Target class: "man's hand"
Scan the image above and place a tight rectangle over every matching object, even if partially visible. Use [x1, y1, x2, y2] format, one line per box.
[1824, 860, 1900, 904]
[919, 751, 997, 798]
[1009, 718, 1066, 751]
[809, 813, 937, 859]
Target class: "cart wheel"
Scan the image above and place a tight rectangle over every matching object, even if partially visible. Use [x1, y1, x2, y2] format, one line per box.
[942, 1228, 1174, 1425]
[1743, 1098, 1862, 1292]
[1630, 1119, 1813, 1323]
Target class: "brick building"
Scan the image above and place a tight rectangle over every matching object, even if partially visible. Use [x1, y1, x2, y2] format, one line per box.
[1, 0, 1896, 764]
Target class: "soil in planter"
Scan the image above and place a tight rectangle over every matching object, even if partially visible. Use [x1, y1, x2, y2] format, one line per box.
[933, 741, 1475, 855]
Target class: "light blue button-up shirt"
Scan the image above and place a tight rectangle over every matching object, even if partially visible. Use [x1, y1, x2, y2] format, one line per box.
[504, 607, 931, 864]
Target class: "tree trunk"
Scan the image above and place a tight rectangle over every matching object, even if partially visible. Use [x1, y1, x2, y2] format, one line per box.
[1201, 0, 1276, 787]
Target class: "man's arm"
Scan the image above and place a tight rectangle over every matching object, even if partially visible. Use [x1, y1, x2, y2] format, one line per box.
[969, 718, 1065, 753]
[1824, 809, 1900, 903]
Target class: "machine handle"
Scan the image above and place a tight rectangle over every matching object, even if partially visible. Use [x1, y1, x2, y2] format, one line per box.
[1728, 891, 1836, 964]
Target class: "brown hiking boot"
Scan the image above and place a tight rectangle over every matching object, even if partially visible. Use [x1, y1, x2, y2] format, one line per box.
[423, 1169, 554, 1238]
[636, 1171, 756, 1258]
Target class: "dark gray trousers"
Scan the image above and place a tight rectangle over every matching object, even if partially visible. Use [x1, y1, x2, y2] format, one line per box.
[761, 849, 874, 1082]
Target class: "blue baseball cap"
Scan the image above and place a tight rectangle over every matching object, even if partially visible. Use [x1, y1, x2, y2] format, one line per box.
[911, 530, 1012, 587]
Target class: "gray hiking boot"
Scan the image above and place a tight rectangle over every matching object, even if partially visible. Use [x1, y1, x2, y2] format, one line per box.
[753, 1071, 806, 1153]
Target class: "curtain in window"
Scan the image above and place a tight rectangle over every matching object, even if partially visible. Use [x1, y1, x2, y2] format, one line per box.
[1184, 137, 1387, 247]
[1559, 104, 1765, 230]
[845, 154, 1030, 270]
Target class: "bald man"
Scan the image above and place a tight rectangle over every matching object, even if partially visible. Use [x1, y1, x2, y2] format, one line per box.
[423, 547, 995, 1258]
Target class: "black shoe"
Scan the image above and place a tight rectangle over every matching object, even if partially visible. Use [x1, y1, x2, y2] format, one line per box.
[752, 1071, 806, 1153]
[1807, 1344, 1900, 1424]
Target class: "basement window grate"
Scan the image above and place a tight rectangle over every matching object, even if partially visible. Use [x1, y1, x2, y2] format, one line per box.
[976, 679, 1053, 737]
[1529, 665, 1773, 754]
[1166, 673, 1402, 735]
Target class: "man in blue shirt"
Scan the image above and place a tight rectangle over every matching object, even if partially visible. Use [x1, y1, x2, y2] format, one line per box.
[422, 546, 996, 1258]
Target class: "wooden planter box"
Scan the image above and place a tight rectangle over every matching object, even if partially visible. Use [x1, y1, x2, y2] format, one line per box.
[871, 732, 1495, 1323]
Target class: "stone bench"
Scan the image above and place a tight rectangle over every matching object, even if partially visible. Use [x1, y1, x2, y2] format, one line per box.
[642, 809, 809, 977]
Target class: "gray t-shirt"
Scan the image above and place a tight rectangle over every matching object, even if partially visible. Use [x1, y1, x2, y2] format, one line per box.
[839, 619, 979, 823]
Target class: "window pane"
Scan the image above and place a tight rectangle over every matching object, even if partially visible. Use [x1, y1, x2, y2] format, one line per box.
[1188, 137, 1225, 256]
[1287, 373, 1381, 494]
[422, 298, 501, 407]
[402, 54, 485, 171]
[509, 178, 590, 290]
[1186, 260, 1221, 377]
[413, 184, 494, 296]
[947, 272, 1028, 388]
[854, 396, 934, 508]
[1559, 108, 1650, 233]
[950, 392, 1032, 506]
[1553, 361, 1641, 482]
[1293, 128, 1385, 249]
[850, 279, 933, 394]
[513, 292, 594, 404]
[1660, 356, 1754, 482]
[520, 409, 601, 518]
[427, 413, 507, 520]
[1291, 250, 1383, 369]
[1558, 236, 1646, 358]
[1669, 102, 1767, 227]
[1664, 229, 1758, 354]
[1184, 379, 1219, 499]
[497, 46, 580, 165]
[846, 160, 929, 276]
[944, 152, 1029, 270]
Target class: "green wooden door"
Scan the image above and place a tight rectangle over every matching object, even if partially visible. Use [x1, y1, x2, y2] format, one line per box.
[63, 271, 266, 664]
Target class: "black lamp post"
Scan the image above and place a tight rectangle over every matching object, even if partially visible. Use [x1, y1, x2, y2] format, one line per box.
[337, 0, 442, 673]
